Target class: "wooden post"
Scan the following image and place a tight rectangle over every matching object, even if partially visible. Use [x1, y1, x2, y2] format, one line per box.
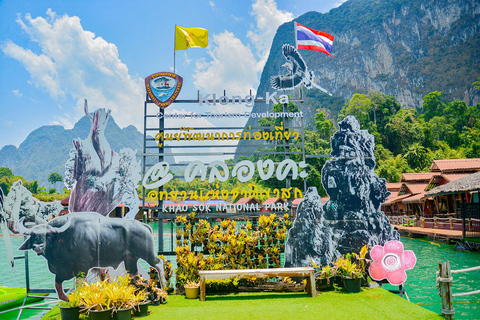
[200, 274, 206, 301]
[449, 217, 454, 230]
[468, 218, 473, 232]
[306, 269, 316, 297]
[434, 217, 438, 229]
[453, 194, 457, 216]
[438, 261, 454, 319]
[421, 218, 425, 228]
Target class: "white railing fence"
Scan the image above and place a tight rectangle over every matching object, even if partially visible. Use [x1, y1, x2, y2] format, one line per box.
[437, 261, 480, 319]
[389, 215, 479, 231]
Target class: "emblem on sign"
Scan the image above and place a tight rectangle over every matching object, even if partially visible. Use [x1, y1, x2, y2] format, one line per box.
[145, 72, 183, 109]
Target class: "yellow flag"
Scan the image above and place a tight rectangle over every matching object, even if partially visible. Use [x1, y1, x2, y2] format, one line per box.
[175, 26, 208, 51]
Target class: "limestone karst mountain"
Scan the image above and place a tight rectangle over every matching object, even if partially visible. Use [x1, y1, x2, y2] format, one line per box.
[237, 0, 480, 157]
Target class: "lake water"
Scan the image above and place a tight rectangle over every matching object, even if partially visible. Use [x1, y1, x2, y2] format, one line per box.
[1, 224, 480, 319]
[399, 237, 480, 319]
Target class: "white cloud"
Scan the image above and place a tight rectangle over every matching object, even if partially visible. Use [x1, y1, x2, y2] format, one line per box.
[0, 118, 13, 126]
[12, 89, 23, 97]
[247, 0, 294, 64]
[193, 31, 260, 101]
[51, 113, 74, 129]
[192, 0, 293, 111]
[3, 41, 63, 98]
[209, 1, 216, 9]
[334, 0, 348, 9]
[1, 10, 144, 131]
[230, 15, 244, 22]
[183, 52, 192, 66]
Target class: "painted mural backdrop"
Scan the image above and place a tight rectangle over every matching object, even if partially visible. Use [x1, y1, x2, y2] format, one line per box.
[0, 101, 165, 301]
[0, 31, 407, 299]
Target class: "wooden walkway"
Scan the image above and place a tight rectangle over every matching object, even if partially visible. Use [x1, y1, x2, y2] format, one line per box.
[394, 225, 463, 241]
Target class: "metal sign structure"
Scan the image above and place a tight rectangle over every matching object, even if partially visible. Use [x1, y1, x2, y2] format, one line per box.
[141, 77, 306, 256]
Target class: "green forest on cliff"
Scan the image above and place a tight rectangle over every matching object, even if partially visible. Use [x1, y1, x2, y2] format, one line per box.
[241, 78, 480, 197]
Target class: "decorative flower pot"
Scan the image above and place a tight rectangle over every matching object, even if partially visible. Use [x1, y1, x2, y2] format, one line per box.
[59, 305, 80, 320]
[89, 308, 113, 320]
[343, 277, 362, 293]
[361, 277, 368, 287]
[114, 308, 132, 320]
[316, 277, 334, 290]
[133, 302, 149, 317]
[185, 286, 200, 299]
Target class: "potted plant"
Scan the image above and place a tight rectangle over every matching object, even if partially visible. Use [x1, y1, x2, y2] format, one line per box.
[317, 265, 336, 290]
[184, 280, 200, 299]
[341, 259, 363, 293]
[333, 256, 346, 285]
[58, 291, 83, 320]
[81, 280, 113, 320]
[146, 267, 169, 305]
[309, 258, 336, 290]
[104, 276, 136, 320]
[131, 290, 149, 317]
[353, 244, 369, 286]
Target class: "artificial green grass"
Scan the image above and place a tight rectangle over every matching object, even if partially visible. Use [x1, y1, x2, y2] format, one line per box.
[42, 287, 442, 320]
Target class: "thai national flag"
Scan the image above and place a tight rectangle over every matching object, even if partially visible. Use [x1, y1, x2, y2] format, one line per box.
[295, 22, 334, 57]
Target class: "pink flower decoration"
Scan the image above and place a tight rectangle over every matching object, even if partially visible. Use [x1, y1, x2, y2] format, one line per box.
[368, 240, 416, 285]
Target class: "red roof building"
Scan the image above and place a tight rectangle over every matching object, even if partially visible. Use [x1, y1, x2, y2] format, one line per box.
[382, 158, 480, 218]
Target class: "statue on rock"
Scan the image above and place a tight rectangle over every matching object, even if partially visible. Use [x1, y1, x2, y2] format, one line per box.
[284, 116, 399, 267]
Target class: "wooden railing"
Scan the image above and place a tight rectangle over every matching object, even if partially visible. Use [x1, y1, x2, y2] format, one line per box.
[437, 261, 480, 319]
[388, 215, 478, 232]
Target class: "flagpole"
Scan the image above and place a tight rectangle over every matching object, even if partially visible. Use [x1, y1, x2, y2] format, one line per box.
[294, 21, 298, 49]
[174, 25, 176, 74]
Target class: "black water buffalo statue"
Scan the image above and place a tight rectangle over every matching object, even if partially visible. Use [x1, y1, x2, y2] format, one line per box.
[18, 212, 166, 301]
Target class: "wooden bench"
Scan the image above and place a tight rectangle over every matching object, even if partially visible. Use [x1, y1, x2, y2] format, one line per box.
[198, 267, 316, 301]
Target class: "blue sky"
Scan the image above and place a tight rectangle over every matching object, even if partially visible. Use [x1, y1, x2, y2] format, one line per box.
[0, 0, 345, 149]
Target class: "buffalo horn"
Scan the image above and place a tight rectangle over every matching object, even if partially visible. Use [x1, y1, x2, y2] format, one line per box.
[17, 217, 33, 235]
[49, 216, 71, 234]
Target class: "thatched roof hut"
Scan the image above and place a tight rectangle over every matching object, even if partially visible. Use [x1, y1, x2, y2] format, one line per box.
[425, 171, 480, 197]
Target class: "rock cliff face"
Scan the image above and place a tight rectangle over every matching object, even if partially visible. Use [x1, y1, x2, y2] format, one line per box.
[284, 116, 399, 267]
[237, 0, 480, 157]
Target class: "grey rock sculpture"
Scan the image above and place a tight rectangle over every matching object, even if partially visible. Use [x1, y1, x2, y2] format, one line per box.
[284, 116, 399, 267]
